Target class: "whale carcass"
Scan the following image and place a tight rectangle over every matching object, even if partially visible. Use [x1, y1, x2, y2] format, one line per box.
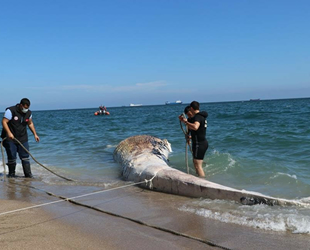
[113, 135, 309, 207]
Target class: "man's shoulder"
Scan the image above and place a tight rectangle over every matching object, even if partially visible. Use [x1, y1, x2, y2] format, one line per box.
[6, 105, 18, 112]
[4, 109, 13, 120]
[193, 112, 207, 124]
[197, 111, 208, 118]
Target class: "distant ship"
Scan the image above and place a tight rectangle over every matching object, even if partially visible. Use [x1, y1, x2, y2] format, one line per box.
[129, 103, 143, 107]
[249, 99, 260, 101]
[165, 100, 182, 105]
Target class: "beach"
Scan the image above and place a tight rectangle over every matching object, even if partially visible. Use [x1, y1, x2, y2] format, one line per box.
[1, 0, 310, 247]
[1, 177, 309, 250]
[1, 99, 310, 249]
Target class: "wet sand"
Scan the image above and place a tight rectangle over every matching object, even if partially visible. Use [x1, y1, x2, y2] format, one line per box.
[0, 177, 309, 250]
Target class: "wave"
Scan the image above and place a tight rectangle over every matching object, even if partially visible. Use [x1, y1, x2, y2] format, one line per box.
[270, 172, 298, 180]
[179, 199, 310, 234]
[204, 150, 237, 176]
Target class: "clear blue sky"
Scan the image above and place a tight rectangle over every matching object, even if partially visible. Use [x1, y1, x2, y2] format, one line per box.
[1, 0, 309, 110]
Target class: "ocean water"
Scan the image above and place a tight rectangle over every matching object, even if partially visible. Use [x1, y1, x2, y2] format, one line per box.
[1, 98, 310, 234]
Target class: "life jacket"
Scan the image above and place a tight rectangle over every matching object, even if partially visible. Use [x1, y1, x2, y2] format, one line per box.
[1, 104, 32, 143]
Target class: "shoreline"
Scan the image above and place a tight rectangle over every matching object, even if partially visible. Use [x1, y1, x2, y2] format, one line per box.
[1, 178, 309, 250]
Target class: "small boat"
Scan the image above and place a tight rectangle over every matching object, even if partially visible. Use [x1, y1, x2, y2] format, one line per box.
[94, 105, 110, 116]
[165, 100, 182, 105]
[129, 104, 143, 107]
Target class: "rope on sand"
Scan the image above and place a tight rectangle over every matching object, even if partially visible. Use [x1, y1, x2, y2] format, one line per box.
[0, 179, 150, 216]
[67, 199, 233, 250]
[0, 177, 232, 250]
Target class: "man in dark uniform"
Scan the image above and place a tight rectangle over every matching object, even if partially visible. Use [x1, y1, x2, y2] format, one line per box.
[1, 98, 40, 178]
[179, 101, 208, 177]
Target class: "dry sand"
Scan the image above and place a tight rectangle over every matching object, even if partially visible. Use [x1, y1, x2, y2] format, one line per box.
[0, 177, 309, 250]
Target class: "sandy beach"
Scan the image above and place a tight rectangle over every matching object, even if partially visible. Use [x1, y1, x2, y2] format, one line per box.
[0, 177, 309, 250]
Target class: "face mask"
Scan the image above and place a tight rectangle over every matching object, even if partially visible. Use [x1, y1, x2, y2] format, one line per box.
[22, 108, 29, 113]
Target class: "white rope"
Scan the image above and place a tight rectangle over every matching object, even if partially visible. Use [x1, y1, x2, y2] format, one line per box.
[146, 169, 164, 189]
[0, 199, 65, 216]
[1, 139, 7, 181]
[0, 178, 153, 217]
[0, 171, 234, 249]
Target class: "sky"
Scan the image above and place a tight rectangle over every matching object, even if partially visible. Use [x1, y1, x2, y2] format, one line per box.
[1, 0, 310, 111]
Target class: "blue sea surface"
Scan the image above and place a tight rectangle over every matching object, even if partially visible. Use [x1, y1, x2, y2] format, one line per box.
[1, 98, 310, 233]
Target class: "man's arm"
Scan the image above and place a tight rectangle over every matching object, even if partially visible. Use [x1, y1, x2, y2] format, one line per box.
[186, 121, 200, 131]
[2, 117, 14, 139]
[180, 116, 200, 131]
[28, 119, 40, 142]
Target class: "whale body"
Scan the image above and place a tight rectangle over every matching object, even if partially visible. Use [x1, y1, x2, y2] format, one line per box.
[113, 135, 309, 207]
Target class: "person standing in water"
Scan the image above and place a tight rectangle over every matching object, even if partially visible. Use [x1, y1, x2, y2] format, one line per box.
[179, 101, 208, 177]
[1, 98, 40, 178]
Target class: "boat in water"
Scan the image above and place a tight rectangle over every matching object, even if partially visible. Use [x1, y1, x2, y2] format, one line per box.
[165, 100, 182, 105]
[129, 103, 143, 107]
[94, 105, 110, 115]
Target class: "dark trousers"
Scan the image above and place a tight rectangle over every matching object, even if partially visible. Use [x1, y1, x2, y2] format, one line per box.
[3, 140, 32, 177]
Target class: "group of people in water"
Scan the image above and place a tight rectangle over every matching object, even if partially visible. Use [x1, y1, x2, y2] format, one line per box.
[179, 101, 208, 178]
[94, 105, 110, 116]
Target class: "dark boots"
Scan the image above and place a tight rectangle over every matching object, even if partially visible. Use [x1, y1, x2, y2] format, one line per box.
[7, 161, 33, 178]
[22, 163, 33, 178]
[7, 162, 16, 178]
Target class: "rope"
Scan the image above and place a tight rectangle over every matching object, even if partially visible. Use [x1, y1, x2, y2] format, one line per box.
[0, 179, 149, 217]
[185, 142, 189, 174]
[67, 199, 232, 250]
[1, 138, 115, 187]
[0, 178, 232, 250]
[179, 121, 192, 174]
[1, 137, 75, 182]
[1, 139, 7, 181]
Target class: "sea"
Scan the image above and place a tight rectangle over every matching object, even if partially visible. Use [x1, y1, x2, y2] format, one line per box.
[1, 98, 310, 234]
